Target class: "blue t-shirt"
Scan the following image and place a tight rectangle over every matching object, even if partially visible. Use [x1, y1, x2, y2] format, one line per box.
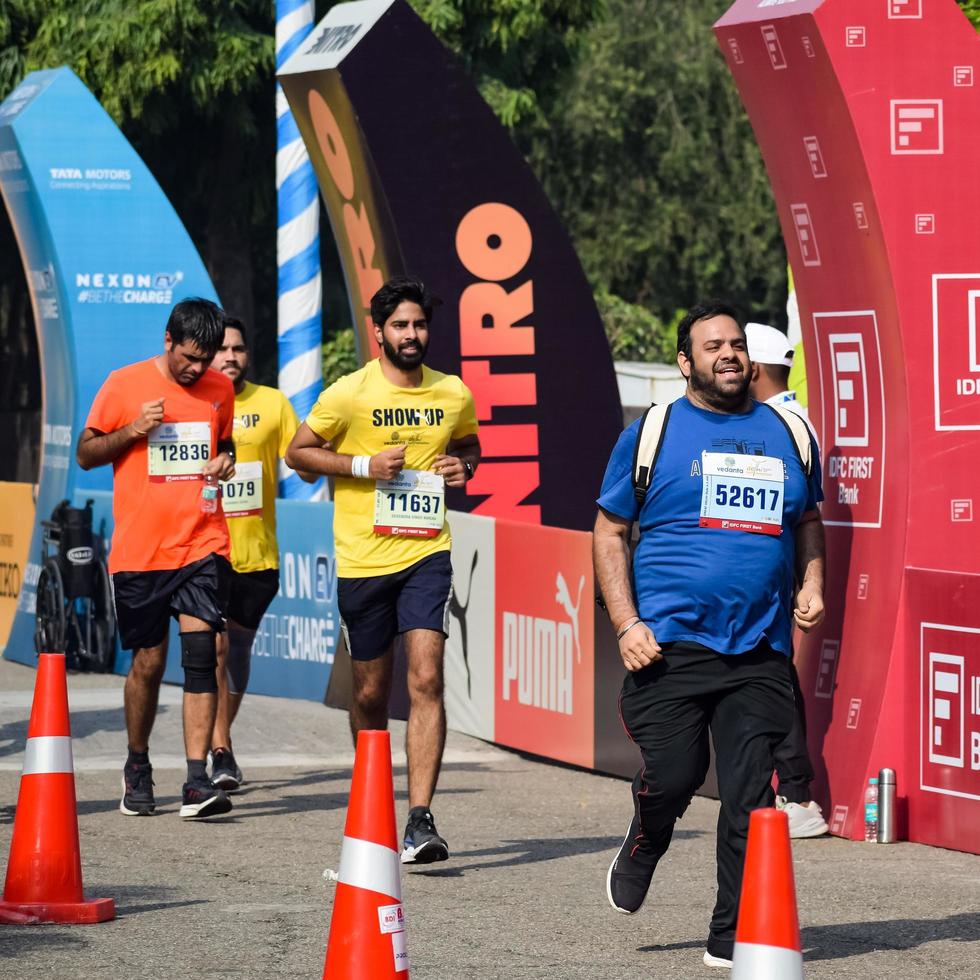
[596, 397, 823, 656]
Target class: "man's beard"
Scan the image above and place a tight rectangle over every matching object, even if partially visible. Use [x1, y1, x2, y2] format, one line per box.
[383, 336, 427, 370]
[688, 360, 750, 410]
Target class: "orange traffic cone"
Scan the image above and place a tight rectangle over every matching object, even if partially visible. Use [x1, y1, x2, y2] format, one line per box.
[323, 730, 409, 978]
[731, 808, 803, 978]
[0, 653, 114, 924]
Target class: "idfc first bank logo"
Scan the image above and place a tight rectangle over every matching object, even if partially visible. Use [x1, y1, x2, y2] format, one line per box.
[921, 623, 980, 801]
[494, 521, 594, 769]
[932, 275, 980, 431]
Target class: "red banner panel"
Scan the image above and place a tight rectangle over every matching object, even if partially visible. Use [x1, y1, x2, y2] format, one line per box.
[717, 0, 980, 850]
[493, 520, 594, 769]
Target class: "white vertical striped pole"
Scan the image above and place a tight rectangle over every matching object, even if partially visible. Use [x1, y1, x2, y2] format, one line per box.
[277, 0, 324, 499]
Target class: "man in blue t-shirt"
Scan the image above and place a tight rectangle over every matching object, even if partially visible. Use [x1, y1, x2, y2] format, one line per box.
[593, 301, 825, 970]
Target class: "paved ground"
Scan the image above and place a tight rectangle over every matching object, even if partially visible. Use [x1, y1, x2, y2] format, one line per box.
[0, 657, 978, 979]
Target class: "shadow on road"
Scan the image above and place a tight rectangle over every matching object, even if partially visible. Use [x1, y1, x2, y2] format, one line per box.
[801, 912, 980, 960]
[412, 830, 705, 877]
[0, 927, 88, 957]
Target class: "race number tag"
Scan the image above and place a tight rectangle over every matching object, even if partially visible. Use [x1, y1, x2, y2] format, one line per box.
[700, 451, 785, 536]
[147, 422, 211, 482]
[373, 470, 445, 538]
[221, 460, 262, 518]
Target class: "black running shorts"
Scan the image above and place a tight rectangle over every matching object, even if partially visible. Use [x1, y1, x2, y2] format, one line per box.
[226, 568, 280, 631]
[337, 551, 453, 661]
[111, 553, 231, 651]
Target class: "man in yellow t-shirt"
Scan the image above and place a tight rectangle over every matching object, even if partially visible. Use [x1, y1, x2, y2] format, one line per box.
[287, 276, 481, 865]
[209, 316, 315, 790]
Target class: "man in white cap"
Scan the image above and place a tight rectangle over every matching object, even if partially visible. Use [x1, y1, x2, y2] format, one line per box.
[746, 321, 829, 839]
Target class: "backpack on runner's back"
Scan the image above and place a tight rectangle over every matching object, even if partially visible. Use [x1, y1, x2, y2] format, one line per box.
[631, 402, 813, 505]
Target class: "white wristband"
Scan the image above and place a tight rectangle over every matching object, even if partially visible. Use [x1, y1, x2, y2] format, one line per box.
[351, 455, 371, 479]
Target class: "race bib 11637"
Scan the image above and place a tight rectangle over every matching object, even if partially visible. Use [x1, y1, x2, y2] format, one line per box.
[373, 470, 445, 538]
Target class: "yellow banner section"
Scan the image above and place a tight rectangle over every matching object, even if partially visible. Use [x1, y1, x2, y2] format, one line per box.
[0, 482, 35, 653]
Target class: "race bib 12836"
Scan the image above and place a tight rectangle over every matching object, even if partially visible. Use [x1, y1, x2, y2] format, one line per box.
[147, 422, 211, 483]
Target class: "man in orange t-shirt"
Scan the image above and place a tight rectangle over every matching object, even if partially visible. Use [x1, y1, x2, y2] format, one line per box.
[77, 298, 237, 820]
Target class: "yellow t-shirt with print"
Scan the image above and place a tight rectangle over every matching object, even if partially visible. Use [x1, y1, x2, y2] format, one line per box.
[224, 382, 301, 573]
[305, 360, 479, 578]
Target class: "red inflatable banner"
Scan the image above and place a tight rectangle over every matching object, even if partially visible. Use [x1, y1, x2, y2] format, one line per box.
[716, 0, 980, 851]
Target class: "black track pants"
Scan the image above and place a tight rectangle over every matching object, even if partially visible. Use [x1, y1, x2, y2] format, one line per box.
[618, 641, 795, 957]
[773, 659, 816, 803]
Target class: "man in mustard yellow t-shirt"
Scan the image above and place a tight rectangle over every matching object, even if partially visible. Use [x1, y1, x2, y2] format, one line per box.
[210, 316, 315, 790]
[287, 277, 480, 865]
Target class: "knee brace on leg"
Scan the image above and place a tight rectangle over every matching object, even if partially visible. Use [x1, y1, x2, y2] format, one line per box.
[180, 630, 217, 694]
[225, 628, 254, 696]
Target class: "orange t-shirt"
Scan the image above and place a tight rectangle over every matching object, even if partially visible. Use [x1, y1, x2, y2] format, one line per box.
[85, 358, 234, 574]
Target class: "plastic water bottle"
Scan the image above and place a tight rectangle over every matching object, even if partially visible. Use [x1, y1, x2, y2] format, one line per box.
[200, 473, 219, 514]
[864, 777, 879, 842]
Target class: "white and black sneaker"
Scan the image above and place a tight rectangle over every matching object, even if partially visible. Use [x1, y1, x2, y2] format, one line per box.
[606, 815, 661, 914]
[401, 807, 449, 864]
[180, 776, 232, 819]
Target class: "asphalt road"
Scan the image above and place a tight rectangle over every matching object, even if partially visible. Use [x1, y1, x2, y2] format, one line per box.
[0, 657, 977, 979]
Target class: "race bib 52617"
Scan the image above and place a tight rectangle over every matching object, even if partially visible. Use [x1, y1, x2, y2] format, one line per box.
[700, 451, 785, 536]
[147, 422, 211, 483]
[373, 470, 445, 538]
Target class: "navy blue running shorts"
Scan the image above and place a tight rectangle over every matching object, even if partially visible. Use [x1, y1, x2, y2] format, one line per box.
[337, 551, 453, 661]
[226, 568, 280, 631]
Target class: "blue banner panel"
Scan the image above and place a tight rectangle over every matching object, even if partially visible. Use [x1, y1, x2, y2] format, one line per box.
[0, 68, 218, 666]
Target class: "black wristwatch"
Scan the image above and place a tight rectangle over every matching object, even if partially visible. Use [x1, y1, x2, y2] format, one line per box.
[462, 458, 474, 481]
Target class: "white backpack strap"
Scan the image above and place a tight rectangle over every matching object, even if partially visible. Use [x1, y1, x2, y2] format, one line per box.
[767, 404, 812, 476]
[632, 403, 673, 504]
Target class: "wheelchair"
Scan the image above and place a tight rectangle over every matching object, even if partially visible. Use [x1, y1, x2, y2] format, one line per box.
[33, 499, 116, 672]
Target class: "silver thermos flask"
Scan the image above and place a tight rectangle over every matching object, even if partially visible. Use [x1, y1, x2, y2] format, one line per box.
[877, 768, 897, 843]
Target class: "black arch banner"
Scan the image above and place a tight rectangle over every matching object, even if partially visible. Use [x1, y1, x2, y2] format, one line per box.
[279, 0, 622, 531]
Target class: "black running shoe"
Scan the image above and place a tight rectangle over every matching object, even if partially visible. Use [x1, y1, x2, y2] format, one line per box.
[401, 807, 449, 864]
[606, 815, 661, 914]
[210, 747, 241, 792]
[180, 777, 232, 819]
[120, 760, 155, 816]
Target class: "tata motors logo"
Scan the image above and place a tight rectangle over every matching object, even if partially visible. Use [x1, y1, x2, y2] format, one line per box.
[48, 166, 133, 191]
[76, 270, 183, 305]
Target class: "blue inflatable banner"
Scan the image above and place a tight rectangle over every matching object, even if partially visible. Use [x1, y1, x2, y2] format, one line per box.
[0, 68, 218, 666]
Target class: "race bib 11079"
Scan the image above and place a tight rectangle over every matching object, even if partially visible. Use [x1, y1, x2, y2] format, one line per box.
[221, 460, 262, 517]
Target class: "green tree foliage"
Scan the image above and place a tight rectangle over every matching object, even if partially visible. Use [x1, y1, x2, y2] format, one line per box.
[2, 0, 281, 382]
[526, 0, 787, 353]
[410, 0, 601, 127]
[595, 290, 679, 363]
[322, 324, 358, 387]
[960, 0, 980, 28]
